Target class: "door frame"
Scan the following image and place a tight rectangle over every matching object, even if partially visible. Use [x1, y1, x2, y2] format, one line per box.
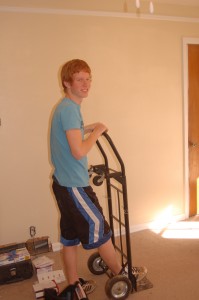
[183, 37, 199, 218]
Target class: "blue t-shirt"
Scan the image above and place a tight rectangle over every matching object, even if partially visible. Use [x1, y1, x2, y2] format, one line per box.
[50, 98, 89, 187]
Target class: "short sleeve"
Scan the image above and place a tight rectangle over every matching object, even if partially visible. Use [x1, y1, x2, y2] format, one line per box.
[60, 103, 81, 131]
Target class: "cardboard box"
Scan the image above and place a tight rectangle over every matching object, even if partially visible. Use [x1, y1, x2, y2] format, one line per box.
[26, 236, 50, 255]
[33, 281, 58, 299]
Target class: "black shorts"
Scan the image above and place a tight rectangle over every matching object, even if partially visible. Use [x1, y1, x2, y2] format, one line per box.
[52, 180, 112, 249]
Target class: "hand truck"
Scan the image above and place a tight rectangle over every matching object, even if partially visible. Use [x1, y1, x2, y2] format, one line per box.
[88, 132, 138, 300]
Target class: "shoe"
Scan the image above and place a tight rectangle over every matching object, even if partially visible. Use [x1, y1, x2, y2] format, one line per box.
[58, 281, 88, 300]
[79, 278, 96, 295]
[74, 281, 88, 300]
[57, 283, 77, 299]
[132, 266, 147, 282]
[44, 285, 75, 299]
[120, 266, 148, 282]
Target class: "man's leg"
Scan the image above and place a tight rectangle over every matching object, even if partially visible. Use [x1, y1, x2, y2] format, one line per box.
[63, 245, 79, 284]
[98, 238, 121, 275]
[62, 245, 95, 299]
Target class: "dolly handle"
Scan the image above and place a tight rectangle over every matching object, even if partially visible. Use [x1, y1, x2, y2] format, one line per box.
[102, 132, 125, 175]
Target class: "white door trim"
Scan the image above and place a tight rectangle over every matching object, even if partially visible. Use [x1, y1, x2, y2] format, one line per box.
[183, 37, 199, 218]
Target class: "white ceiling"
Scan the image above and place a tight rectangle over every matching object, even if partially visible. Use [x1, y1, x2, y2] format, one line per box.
[156, 0, 199, 6]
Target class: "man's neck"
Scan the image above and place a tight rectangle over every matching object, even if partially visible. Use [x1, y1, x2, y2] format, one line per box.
[65, 93, 83, 105]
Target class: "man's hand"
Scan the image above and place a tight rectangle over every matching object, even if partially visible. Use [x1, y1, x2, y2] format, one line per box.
[84, 122, 108, 135]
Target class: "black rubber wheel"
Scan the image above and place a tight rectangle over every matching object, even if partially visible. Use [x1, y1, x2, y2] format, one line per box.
[105, 275, 132, 300]
[87, 252, 108, 275]
[93, 175, 103, 186]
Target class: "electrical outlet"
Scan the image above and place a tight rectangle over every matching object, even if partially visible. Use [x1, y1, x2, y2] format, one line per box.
[30, 226, 36, 238]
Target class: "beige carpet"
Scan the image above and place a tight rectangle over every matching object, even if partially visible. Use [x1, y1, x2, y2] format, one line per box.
[1, 219, 199, 300]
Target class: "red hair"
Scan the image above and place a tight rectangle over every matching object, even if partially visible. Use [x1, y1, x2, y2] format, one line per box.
[61, 59, 91, 91]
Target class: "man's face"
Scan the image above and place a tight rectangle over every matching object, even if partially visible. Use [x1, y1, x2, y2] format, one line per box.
[67, 71, 92, 101]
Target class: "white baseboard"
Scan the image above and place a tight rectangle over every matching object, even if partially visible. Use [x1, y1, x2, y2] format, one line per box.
[52, 214, 186, 244]
[129, 213, 186, 233]
[113, 214, 186, 236]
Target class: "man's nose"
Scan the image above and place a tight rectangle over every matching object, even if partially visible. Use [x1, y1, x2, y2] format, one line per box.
[82, 79, 89, 86]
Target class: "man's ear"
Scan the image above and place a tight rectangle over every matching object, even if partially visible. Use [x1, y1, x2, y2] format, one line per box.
[63, 81, 71, 89]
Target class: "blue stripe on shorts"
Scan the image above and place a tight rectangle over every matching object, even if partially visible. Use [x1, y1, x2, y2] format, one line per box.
[68, 187, 105, 245]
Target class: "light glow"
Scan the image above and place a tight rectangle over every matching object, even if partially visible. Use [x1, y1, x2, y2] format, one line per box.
[149, 1, 154, 14]
[162, 221, 199, 239]
[135, 0, 154, 14]
[149, 205, 173, 234]
[135, 0, 140, 9]
[148, 205, 199, 239]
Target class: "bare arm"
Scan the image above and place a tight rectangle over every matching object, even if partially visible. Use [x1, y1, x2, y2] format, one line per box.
[66, 123, 108, 160]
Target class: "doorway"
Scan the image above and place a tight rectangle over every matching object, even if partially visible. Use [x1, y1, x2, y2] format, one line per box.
[183, 38, 199, 217]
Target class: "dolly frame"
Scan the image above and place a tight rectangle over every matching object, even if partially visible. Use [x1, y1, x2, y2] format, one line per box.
[88, 132, 137, 292]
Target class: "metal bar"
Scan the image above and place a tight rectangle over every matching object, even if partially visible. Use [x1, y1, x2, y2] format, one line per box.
[96, 140, 115, 246]
[101, 133, 133, 277]
[112, 215, 125, 228]
[110, 183, 123, 194]
[102, 132, 125, 174]
[117, 189, 125, 266]
[114, 245, 128, 260]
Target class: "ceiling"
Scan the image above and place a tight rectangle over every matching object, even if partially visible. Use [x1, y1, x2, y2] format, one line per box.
[156, 0, 199, 6]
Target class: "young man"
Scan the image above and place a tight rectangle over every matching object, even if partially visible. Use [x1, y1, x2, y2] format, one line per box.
[50, 59, 146, 299]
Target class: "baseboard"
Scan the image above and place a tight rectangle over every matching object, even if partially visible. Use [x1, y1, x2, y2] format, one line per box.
[112, 213, 186, 237]
[52, 214, 186, 245]
[129, 213, 186, 233]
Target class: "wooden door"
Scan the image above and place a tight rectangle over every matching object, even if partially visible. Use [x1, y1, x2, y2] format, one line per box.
[188, 44, 199, 216]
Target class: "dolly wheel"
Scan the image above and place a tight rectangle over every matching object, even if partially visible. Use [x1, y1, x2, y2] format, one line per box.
[93, 175, 103, 186]
[105, 275, 132, 300]
[87, 252, 108, 275]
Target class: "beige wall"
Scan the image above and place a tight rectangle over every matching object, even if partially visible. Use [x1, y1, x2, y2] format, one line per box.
[1, 1, 199, 245]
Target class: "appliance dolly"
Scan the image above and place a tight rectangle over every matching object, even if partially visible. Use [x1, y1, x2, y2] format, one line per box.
[88, 132, 146, 300]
